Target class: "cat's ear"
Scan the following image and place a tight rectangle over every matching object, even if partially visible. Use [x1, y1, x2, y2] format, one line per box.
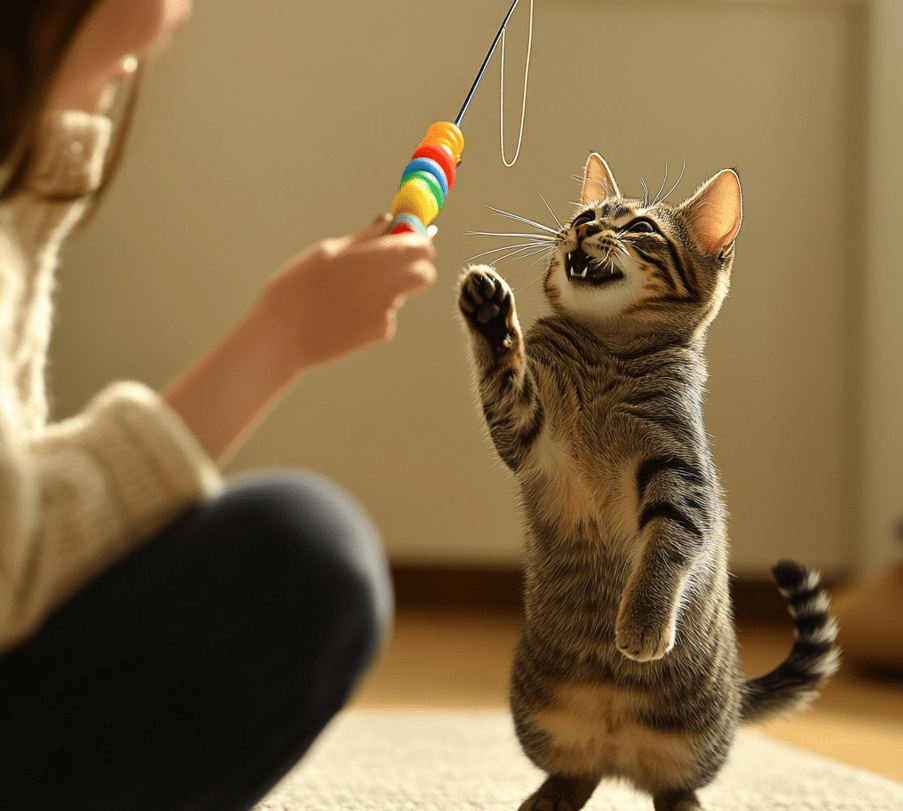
[680, 169, 742, 256]
[581, 153, 621, 205]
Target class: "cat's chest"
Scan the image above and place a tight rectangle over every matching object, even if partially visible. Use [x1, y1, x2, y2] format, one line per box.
[531, 357, 636, 471]
[524, 371, 639, 536]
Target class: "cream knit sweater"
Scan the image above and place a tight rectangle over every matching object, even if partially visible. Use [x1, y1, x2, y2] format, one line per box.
[0, 111, 223, 654]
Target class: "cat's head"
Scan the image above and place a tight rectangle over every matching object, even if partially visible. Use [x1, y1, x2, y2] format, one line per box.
[544, 154, 742, 343]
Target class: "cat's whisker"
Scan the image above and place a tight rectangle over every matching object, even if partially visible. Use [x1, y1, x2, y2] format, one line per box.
[513, 271, 546, 295]
[658, 158, 687, 204]
[540, 193, 564, 231]
[470, 240, 547, 253]
[487, 206, 558, 234]
[518, 250, 554, 266]
[640, 179, 650, 209]
[511, 243, 555, 260]
[513, 254, 556, 294]
[492, 246, 551, 265]
[652, 162, 669, 206]
[480, 241, 554, 264]
[531, 247, 554, 265]
[467, 230, 555, 242]
[465, 242, 549, 263]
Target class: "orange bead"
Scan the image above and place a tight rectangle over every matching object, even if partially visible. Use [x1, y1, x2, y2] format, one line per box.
[424, 121, 464, 162]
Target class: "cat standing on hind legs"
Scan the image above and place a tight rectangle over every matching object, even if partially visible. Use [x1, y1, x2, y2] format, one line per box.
[457, 154, 840, 811]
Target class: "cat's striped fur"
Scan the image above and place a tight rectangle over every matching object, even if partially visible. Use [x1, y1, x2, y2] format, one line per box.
[457, 154, 840, 811]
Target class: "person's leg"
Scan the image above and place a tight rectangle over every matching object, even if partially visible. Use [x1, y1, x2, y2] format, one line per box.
[0, 470, 393, 811]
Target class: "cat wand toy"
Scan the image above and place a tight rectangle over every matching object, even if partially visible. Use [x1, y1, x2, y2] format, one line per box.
[388, 0, 526, 236]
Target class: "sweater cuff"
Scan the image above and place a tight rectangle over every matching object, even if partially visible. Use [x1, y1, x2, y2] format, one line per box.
[39, 381, 223, 545]
[82, 381, 224, 528]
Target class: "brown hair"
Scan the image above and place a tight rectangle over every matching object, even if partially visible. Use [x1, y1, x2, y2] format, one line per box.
[0, 0, 141, 205]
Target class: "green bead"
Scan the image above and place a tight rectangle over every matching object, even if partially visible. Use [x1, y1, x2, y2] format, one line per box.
[399, 170, 445, 209]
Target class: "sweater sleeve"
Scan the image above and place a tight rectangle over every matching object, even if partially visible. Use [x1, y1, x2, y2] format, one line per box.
[0, 112, 224, 653]
[0, 383, 223, 651]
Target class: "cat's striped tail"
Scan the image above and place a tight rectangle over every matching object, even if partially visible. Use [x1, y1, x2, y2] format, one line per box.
[739, 560, 841, 724]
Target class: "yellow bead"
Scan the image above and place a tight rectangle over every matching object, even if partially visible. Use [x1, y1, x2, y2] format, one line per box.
[424, 121, 464, 162]
[391, 177, 439, 225]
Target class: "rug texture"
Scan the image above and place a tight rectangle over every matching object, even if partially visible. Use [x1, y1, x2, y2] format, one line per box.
[254, 710, 903, 811]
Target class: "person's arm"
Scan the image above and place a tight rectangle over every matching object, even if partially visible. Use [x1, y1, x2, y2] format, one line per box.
[160, 294, 299, 467]
[162, 215, 436, 465]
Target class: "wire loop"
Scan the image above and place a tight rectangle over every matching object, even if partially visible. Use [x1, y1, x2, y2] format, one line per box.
[500, 0, 533, 168]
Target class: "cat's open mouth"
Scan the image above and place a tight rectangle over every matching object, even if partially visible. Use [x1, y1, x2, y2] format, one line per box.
[565, 248, 624, 286]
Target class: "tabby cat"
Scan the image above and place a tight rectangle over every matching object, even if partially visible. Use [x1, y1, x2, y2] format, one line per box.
[457, 154, 840, 811]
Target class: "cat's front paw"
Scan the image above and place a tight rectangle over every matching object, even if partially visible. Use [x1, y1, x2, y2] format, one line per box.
[458, 266, 518, 355]
[615, 614, 676, 663]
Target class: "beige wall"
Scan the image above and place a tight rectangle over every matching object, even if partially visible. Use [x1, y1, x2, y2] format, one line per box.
[862, 0, 903, 573]
[52, 1, 897, 575]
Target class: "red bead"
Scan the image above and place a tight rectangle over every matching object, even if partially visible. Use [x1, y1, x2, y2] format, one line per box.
[412, 143, 456, 190]
[389, 213, 429, 235]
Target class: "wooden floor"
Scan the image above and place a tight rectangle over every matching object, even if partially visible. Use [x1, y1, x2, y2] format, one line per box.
[353, 608, 903, 784]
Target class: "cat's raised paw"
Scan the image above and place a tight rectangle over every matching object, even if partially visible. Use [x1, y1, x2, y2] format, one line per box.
[615, 616, 676, 663]
[458, 266, 518, 354]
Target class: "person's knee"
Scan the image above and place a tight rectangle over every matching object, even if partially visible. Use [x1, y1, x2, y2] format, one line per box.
[203, 471, 394, 671]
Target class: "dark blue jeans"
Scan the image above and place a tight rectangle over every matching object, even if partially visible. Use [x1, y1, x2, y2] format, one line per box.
[0, 471, 393, 810]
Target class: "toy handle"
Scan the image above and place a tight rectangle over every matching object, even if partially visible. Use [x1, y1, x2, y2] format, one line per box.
[389, 121, 464, 235]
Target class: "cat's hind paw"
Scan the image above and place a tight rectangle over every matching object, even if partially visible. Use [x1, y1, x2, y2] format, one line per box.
[458, 266, 518, 355]
[518, 774, 599, 811]
[653, 789, 703, 811]
[518, 775, 598, 811]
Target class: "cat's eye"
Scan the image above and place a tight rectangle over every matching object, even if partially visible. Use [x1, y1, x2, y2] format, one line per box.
[572, 210, 597, 228]
[622, 219, 659, 235]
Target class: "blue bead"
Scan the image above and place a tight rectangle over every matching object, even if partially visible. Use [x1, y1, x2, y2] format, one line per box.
[390, 213, 429, 236]
[401, 157, 449, 196]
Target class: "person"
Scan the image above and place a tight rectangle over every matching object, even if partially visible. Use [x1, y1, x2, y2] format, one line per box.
[0, 1, 437, 808]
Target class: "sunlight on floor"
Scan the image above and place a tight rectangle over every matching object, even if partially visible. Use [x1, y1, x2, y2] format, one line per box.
[354, 609, 903, 783]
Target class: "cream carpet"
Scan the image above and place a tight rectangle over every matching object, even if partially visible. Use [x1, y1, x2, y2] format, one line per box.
[254, 710, 903, 810]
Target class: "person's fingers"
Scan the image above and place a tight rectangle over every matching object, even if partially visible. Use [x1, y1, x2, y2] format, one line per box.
[350, 213, 394, 242]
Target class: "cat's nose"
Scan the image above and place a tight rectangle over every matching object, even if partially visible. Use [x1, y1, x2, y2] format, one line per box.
[575, 222, 602, 241]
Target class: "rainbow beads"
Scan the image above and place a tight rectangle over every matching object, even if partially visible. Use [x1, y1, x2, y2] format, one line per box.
[393, 177, 439, 226]
[390, 121, 463, 235]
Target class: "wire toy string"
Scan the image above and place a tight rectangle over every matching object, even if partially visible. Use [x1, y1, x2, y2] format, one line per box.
[392, 1, 534, 237]
[454, 0, 521, 127]
[453, 0, 533, 168]
[499, 0, 533, 167]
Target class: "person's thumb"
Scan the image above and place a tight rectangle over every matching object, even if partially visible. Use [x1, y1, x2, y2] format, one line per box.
[351, 213, 394, 241]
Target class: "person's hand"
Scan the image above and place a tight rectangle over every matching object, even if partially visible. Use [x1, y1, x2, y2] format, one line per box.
[260, 215, 437, 373]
